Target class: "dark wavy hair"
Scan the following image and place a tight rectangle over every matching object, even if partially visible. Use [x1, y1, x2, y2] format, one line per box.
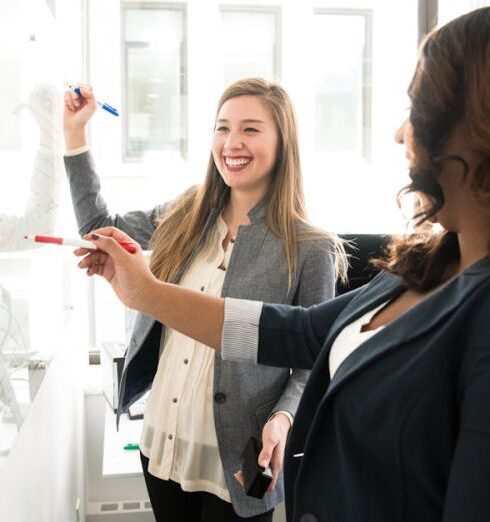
[373, 7, 490, 291]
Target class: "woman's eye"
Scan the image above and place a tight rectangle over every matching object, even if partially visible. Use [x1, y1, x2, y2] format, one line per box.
[215, 126, 229, 132]
[244, 127, 258, 133]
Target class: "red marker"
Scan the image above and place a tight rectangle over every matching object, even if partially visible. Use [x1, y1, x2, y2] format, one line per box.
[24, 234, 137, 254]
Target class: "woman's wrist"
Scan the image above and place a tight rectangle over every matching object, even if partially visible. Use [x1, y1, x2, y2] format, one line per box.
[268, 411, 292, 431]
[140, 278, 166, 317]
[64, 128, 87, 149]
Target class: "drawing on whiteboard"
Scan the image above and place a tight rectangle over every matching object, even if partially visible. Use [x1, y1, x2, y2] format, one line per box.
[0, 82, 63, 441]
[0, 82, 62, 251]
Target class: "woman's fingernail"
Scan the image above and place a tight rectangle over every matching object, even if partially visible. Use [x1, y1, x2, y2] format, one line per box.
[91, 233, 100, 240]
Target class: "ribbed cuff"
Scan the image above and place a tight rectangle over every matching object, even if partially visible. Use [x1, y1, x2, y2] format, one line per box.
[268, 410, 294, 427]
[221, 297, 263, 363]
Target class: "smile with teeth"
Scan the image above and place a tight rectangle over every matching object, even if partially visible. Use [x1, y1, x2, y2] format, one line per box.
[225, 157, 251, 167]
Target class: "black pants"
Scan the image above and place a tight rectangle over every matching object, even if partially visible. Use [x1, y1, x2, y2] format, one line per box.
[140, 452, 274, 522]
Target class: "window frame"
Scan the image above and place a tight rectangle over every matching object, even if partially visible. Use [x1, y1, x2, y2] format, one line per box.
[313, 7, 373, 161]
[418, 0, 438, 39]
[121, 1, 188, 162]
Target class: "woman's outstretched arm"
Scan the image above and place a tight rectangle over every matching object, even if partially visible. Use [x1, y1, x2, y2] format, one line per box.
[76, 226, 225, 350]
[77, 226, 358, 368]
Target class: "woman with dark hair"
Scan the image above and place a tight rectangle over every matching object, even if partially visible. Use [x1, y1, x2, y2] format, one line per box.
[76, 8, 490, 522]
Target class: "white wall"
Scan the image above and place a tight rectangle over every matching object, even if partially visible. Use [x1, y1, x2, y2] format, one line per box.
[0, 340, 85, 522]
[438, 0, 490, 22]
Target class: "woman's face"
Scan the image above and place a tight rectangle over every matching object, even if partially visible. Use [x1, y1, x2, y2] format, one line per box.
[212, 95, 278, 198]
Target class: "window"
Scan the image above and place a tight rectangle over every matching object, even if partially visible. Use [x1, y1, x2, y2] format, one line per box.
[314, 9, 372, 160]
[220, 6, 280, 86]
[300, 1, 418, 234]
[85, 1, 419, 228]
[122, 3, 187, 160]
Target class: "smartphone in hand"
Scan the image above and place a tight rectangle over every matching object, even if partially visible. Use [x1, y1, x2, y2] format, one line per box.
[240, 436, 273, 499]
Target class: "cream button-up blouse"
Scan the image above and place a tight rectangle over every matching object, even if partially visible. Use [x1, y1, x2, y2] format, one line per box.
[140, 215, 233, 502]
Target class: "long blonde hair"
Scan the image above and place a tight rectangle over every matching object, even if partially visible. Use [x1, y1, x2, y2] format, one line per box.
[150, 77, 346, 285]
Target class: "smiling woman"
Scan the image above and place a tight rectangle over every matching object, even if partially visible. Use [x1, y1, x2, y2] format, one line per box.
[212, 95, 278, 197]
[63, 77, 347, 521]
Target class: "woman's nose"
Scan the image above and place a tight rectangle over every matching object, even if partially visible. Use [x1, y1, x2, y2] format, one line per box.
[224, 130, 243, 150]
[394, 120, 408, 144]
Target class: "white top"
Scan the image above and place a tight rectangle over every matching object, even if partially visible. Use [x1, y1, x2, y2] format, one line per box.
[140, 216, 233, 501]
[328, 302, 386, 377]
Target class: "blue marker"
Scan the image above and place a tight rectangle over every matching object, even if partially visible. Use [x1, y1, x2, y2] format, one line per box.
[66, 83, 119, 117]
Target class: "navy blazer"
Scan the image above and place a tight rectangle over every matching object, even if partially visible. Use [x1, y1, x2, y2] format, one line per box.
[257, 255, 490, 522]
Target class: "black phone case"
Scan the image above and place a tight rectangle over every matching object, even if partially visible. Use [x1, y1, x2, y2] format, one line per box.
[240, 436, 273, 499]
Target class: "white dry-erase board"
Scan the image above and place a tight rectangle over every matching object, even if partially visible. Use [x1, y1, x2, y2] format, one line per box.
[0, 0, 67, 464]
[0, 0, 63, 250]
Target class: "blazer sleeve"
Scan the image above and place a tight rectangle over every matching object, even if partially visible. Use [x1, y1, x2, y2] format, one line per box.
[64, 151, 165, 249]
[269, 240, 336, 418]
[442, 293, 490, 521]
[257, 288, 361, 370]
[222, 277, 363, 369]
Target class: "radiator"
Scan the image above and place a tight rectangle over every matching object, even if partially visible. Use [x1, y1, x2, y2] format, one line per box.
[86, 499, 154, 521]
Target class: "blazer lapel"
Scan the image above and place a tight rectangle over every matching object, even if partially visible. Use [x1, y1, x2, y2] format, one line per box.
[298, 273, 403, 398]
[325, 267, 489, 397]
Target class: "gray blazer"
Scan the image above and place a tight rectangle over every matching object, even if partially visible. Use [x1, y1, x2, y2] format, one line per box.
[64, 152, 335, 517]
